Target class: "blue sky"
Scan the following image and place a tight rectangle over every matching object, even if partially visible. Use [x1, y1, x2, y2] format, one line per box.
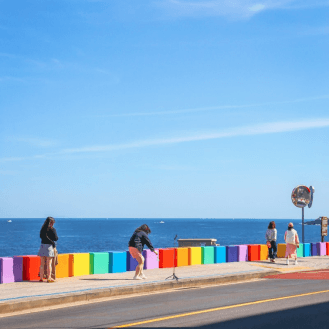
[1, 0, 328, 219]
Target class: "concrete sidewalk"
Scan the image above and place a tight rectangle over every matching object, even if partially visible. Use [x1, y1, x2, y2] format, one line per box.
[1, 256, 328, 316]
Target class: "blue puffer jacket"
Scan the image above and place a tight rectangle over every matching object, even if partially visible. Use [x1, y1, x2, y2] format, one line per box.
[128, 230, 154, 253]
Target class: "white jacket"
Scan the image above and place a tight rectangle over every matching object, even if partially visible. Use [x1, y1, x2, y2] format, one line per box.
[285, 229, 299, 245]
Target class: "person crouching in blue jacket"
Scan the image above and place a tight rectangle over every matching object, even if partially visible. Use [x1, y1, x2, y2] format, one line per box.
[128, 224, 158, 280]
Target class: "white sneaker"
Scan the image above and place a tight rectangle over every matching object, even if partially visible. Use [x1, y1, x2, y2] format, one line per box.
[294, 260, 298, 265]
[286, 259, 289, 265]
[133, 275, 142, 280]
[140, 273, 147, 279]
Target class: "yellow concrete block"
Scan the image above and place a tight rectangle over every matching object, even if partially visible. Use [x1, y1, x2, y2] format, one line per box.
[277, 244, 286, 258]
[188, 247, 202, 265]
[176, 248, 189, 267]
[56, 254, 70, 278]
[69, 253, 90, 277]
[259, 245, 268, 261]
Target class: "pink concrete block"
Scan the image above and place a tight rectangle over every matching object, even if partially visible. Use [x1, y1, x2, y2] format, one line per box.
[144, 249, 159, 269]
[237, 245, 248, 262]
[317, 242, 326, 256]
[0, 257, 15, 284]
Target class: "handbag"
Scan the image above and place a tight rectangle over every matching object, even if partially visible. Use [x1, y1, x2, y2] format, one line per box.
[266, 241, 271, 248]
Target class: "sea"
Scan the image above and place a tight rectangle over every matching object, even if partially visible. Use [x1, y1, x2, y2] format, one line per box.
[0, 218, 325, 258]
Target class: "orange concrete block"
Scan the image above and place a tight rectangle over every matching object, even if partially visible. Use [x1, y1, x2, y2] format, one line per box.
[175, 248, 189, 267]
[259, 244, 268, 261]
[277, 244, 286, 258]
[56, 254, 70, 278]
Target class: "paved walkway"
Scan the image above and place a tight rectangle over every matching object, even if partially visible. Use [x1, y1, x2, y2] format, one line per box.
[0, 256, 328, 315]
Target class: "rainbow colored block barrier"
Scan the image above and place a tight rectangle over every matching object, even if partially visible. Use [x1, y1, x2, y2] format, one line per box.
[304, 243, 311, 257]
[201, 247, 215, 264]
[227, 246, 238, 262]
[0, 257, 14, 284]
[277, 244, 286, 258]
[297, 244, 304, 258]
[56, 254, 70, 278]
[188, 247, 202, 266]
[237, 245, 248, 262]
[109, 251, 127, 273]
[2, 239, 329, 285]
[69, 253, 90, 277]
[175, 248, 189, 267]
[90, 252, 109, 275]
[214, 246, 226, 263]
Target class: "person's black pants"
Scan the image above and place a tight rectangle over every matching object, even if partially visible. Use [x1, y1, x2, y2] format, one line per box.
[269, 241, 277, 259]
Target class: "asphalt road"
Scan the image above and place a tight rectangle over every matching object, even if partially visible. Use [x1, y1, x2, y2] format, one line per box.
[1, 278, 329, 328]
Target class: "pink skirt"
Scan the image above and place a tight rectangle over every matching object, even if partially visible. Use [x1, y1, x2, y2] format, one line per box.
[285, 243, 297, 259]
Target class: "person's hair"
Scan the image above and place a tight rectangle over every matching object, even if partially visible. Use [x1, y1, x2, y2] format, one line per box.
[135, 224, 151, 234]
[40, 217, 55, 236]
[268, 221, 276, 229]
[288, 226, 293, 231]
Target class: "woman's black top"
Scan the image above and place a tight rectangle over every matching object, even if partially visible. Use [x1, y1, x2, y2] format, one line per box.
[40, 227, 58, 248]
[129, 230, 154, 253]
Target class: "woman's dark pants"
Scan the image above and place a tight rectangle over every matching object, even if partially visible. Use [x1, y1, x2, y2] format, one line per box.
[269, 241, 277, 259]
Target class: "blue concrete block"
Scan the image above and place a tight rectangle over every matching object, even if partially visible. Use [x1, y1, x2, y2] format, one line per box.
[214, 246, 226, 263]
[311, 243, 318, 256]
[303, 243, 311, 257]
[226, 245, 239, 262]
[109, 251, 127, 273]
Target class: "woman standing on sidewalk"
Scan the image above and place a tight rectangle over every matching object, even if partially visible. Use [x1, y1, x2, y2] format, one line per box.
[285, 222, 300, 265]
[38, 217, 58, 282]
[128, 224, 158, 280]
[265, 221, 277, 263]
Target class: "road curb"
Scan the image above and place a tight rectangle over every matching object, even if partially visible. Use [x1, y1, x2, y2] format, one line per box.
[0, 270, 280, 315]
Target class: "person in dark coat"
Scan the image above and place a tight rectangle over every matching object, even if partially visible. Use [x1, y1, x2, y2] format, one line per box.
[128, 224, 158, 280]
[38, 217, 58, 282]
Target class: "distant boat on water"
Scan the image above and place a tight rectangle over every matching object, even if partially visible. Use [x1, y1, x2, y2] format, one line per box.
[7, 220, 12, 223]
[160, 221, 165, 224]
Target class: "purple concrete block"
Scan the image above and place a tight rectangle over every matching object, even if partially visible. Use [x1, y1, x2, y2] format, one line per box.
[13, 256, 23, 282]
[126, 251, 139, 271]
[311, 243, 318, 256]
[317, 242, 326, 256]
[237, 245, 248, 262]
[144, 249, 159, 269]
[226, 246, 239, 262]
[0, 257, 15, 284]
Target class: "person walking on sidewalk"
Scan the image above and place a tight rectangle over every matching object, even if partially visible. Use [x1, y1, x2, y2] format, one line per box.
[284, 222, 300, 265]
[38, 217, 58, 282]
[128, 224, 158, 280]
[265, 221, 277, 263]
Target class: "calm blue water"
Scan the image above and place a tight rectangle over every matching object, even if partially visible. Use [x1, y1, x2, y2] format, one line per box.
[0, 218, 325, 258]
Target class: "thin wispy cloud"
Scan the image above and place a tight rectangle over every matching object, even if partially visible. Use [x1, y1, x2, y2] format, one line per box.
[102, 95, 329, 117]
[1, 118, 329, 162]
[158, 0, 329, 19]
[8, 137, 58, 148]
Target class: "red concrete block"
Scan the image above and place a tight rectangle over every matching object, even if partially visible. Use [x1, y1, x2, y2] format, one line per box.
[21, 256, 41, 281]
[159, 249, 175, 268]
[248, 245, 260, 261]
[326, 242, 329, 256]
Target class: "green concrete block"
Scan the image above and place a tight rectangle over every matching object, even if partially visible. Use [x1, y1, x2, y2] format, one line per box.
[201, 246, 215, 264]
[90, 252, 110, 274]
[297, 244, 304, 258]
